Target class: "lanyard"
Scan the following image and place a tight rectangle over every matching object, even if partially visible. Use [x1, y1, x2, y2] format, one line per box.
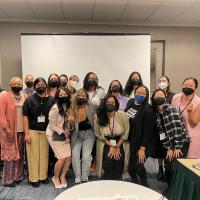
[179, 95, 194, 115]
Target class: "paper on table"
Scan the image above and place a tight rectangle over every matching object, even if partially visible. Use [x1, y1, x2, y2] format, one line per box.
[77, 194, 138, 200]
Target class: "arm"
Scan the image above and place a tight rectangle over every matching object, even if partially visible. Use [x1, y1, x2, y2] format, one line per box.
[187, 103, 200, 127]
[48, 105, 64, 135]
[0, 93, 9, 130]
[165, 106, 185, 150]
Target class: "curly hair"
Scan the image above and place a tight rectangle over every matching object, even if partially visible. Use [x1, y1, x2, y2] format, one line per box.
[96, 94, 119, 127]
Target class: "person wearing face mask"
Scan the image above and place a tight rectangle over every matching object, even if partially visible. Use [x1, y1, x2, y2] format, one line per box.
[46, 88, 73, 188]
[172, 77, 200, 158]
[125, 86, 157, 186]
[83, 72, 106, 111]
[47, 73, 60, 97]
[94, 94, 129, 179]
[70, 89, 96, 184]
[22, 74, 35, 96]
[124, 71, 143, 98]
[67, 75, 80, 96]
[157, 76, 175, 181]
[152, 89, 189, 187]
[107, 80, 130, 111]
[59, 74, 68, 88]
[158, 76, 175, 104]
[0, 77, 26, 187]
[22, 77, 55, 187]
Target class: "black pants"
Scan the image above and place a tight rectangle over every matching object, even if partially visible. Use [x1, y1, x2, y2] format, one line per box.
[129, 155, 148, 186]
[102, 144, 125, 180]
[164, 142, 189, 186]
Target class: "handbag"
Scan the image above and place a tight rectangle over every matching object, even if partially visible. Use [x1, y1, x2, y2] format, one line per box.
[52, 132, 66, 141]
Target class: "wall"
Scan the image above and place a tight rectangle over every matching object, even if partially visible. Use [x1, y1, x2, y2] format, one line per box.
[0, 22, 200, 94]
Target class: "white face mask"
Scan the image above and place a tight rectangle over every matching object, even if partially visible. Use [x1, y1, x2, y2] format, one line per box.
[69, 80, 78, 89]
[158, 82, 168, 90]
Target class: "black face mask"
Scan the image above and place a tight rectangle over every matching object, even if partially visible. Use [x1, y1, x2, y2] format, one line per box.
[36, 87, 46, 94]
[77, 98, 87, 105]
[60, 81, 67, 87]
[26, 81, 34, 88]
[88, 80, 97, 87]
[131, 79, 140, 86]
[106, 103, 116, 112]
[59, 96, 70, 105]
[48, 80, 59, 88]
[153, 97, 166, 106]
[182, 87, 194, 96]
[111, 85, 120, 93]
[11, 86, 22, 93]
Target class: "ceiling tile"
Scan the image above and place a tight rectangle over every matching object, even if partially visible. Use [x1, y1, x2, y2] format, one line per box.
[173, 1, 200, 23]
[120, 0, 164, 22]
[27, 0, 64, 19]
[93, 0, 128, 21]
[147, 0, 197, 23]
[0, 0, 35, 19]
[61, 0, 94, 20]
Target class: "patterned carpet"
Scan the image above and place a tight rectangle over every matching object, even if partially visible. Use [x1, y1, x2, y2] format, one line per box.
[0, 158, 167, 200]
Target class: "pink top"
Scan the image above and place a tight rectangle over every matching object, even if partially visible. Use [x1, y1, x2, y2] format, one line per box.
[0, 92, 26, 161]
[172, 93, 200, 158]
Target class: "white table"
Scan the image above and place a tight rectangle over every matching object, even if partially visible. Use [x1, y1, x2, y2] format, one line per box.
[55, 180, 167, 200]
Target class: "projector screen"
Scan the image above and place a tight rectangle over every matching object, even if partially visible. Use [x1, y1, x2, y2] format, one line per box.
[21, 34, 151, 90]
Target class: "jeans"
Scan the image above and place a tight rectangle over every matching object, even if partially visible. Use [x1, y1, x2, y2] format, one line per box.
[72, 129, 95, 183]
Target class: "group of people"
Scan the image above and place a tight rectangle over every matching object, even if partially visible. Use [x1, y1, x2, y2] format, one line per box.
[0, 71, 200, 193]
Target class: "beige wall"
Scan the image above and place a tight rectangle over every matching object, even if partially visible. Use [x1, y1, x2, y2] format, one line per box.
[0, 22, 200, 94]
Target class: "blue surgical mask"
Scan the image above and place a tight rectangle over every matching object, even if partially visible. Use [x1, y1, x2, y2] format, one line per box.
[135, 95, 146, 104]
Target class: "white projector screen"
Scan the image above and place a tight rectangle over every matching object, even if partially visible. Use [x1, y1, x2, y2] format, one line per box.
[21, 34, 151, 90]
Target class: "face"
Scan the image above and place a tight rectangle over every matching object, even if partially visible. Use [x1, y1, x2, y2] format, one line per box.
[182, 79, 196, 91]
[77, 91, 86, 99]
[111, 81, 120, 88]
[154, 91, 166, 99]
[135, 87, 147, 97]
[25, 75, 34, 82]
[35, 80, 46, 89]
[131, 73, 140, 80]
[59, 89, 68, 97]
[50, 74, 59, 81]
[88, 73, 97, 81]
[60, 76, 68, 83]
[106, 97, 115, 105]
[10, 79, 23, 88]
[158, 76, 168, 84]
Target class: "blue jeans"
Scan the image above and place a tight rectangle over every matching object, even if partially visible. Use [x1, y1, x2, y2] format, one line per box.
[72, 129, 95, 183]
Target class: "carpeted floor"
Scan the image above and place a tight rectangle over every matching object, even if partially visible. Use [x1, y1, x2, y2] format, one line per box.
[0, 158, 167, 200]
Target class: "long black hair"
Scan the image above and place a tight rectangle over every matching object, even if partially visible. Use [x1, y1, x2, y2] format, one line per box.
[107, 80, 125, 96]
[124, 71, 143, 96]
[151, 89, 167, 111]
[97, 94, 119, 127]
[54, 87, 71, 116]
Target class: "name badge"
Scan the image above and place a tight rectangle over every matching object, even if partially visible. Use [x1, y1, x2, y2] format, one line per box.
[37, 115, 45, 123]
[160, 132, 166, 141]
[110, 139, 117, 147]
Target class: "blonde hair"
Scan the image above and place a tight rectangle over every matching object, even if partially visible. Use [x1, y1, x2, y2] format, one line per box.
[10, 76, 23, 85]
[70, 88, 88, 119]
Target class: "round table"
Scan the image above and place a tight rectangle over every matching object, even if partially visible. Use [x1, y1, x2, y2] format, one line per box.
[55, 180, 167, 200]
